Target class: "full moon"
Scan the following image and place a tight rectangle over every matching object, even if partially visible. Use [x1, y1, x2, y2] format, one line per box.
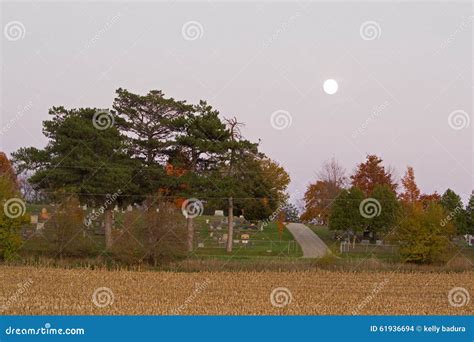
[323, 79, 338, 95]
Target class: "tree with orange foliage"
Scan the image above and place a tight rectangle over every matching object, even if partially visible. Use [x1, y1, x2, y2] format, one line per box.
[301, 157, 346, 224]
[419, 192, 441, 209]
[350, 155, 397, 196]
[0, 152, 18, 189]
[301, 180, 336, 224]
[399, 166, 420, 204]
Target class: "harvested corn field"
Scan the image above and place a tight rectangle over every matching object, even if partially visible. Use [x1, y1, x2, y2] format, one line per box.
[1, 266, 472, 315]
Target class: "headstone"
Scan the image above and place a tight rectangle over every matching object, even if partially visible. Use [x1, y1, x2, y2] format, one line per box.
[127, 205, 133, 212]
[241, 234, 250, 240]
[198, 243, 204, 248]
[361, 239, 370, 244]
[375, 240, 383, 245]
[216, 226, 222, 230]
[114, 205, 119, 212]
[222, 233, 228, 241]
[82, 204, 87, 211]
[40, 208, 49, 220]
[209, 232, 213, 237]
[205, 219, 209, 224]
[36, 222, 45, 231]
[214, 210, 224, 216]
[30, 215, 38, 224]
[233, 239, 239, 244]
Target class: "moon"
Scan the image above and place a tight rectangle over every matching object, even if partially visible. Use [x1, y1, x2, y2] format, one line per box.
[323, 79, 338, 95]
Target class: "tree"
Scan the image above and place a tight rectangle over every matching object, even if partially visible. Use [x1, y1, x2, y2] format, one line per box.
[167, 101, 231, 251]
[328, 187, 365, 239]
[399, 166, 420, 204]
[113, 88, 193, 194]
[12, 107, 140, 249]
[258, 157, 290, 205]
[301, 158, 345, 224]
[350, 155, 397, 196]
[440, 189, 467, 235]
[419, 192, 441, 209]
[281, 202, 300, 222]
[368, 184, 400, 239]
[318, 156, 347, 188]
[235, 155, 290, 221]
[466, 192, 474, 235]
[0, 152, 18, 189]
[395, 203, 455, 263]
[218, 117, 258, 252]
[0, 160, 27, 260]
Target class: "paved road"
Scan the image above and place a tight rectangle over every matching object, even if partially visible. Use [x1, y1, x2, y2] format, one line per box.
[286, 223, 330, 258]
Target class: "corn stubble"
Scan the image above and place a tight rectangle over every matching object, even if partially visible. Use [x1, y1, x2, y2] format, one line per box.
[1, 266, 472, 315]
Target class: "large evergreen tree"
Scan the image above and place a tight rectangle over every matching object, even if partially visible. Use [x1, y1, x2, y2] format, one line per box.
[12, 107, 140, 249]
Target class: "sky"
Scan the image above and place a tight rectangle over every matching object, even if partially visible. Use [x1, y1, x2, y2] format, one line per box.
[1, 0, 472, 204]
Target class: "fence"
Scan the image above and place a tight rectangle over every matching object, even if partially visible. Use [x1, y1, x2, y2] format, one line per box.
[340, 241, 398, 254]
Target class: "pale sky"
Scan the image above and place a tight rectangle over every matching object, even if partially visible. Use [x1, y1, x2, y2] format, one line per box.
[1, 0, 472, 203]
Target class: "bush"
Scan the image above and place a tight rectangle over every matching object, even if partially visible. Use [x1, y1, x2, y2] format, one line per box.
[43, 197, 93, 259]
[394, 203, 454, 264]
[112, 200, 186, 266]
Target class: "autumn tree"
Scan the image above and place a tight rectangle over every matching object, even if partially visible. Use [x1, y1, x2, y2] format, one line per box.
[395, 203, 454, 263]
[43, 196, 91, 259]
[399, 166, 420, 204]
[0, 153, 27, 260]
[0, 152, 18, 188]
[350, 155, 397, 196]
[419, 192, 441, 209]
[301, 157, 346, 224]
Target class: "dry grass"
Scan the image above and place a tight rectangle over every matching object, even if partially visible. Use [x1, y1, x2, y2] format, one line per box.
[1, 265, 472, 315]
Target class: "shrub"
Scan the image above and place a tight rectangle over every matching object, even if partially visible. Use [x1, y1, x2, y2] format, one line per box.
[394, 203, 455, 264]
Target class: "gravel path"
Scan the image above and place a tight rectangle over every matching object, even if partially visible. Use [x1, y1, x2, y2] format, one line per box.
[286, 223, 330, 258]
